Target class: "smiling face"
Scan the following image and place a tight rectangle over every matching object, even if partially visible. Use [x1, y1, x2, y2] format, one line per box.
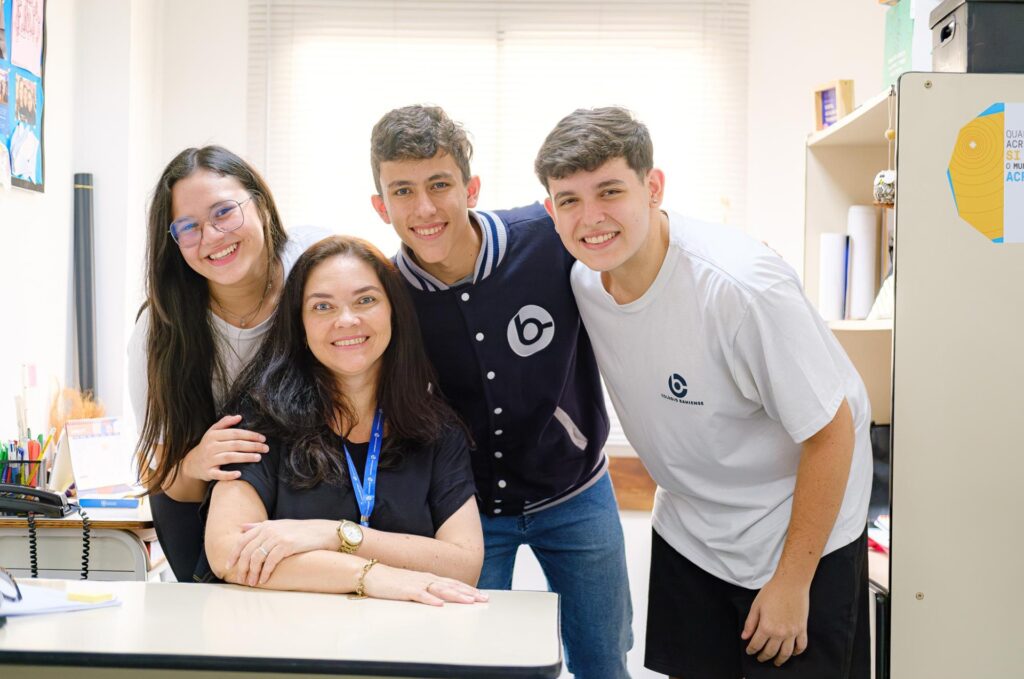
[302, 254, 392, 390]
[170, 169, 267, 289]
[370, 152, 481, 278]
[544, 157, 665, 275]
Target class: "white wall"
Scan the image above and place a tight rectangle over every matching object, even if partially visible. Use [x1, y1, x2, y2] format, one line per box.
[745, 0, 887, 274]
[71, 0, 163, 427]
[0, 0, 75, 434]
[0, 0, 250, 434]
[159, 0, 248, 159]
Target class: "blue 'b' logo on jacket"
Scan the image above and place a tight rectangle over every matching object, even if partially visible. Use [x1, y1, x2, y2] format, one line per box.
[508, 305, 555, 357]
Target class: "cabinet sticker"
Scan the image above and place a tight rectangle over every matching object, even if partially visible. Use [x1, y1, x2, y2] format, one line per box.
[948, 103, 1024, 243]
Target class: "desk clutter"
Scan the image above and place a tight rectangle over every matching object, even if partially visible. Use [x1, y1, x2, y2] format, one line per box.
[0, 429, 53, 488]
[0, 572, 121, 620]
[2, 412, 145, 582]
[0, 416, 143, 511]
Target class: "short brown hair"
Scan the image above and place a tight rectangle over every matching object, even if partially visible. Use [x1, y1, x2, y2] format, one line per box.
[370, 105, 473, 194]
[534, 107, 654, 191]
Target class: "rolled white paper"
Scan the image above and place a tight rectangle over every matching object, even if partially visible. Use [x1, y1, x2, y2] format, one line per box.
[818, 232, 849, 321]
[846, 205, 879, 320]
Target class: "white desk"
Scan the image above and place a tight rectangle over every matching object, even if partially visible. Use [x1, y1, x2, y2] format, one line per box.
[0, 503, 163, 580]
[0, 580, 562, 678]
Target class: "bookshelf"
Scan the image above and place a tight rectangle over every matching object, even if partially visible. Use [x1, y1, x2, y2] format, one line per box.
[803, 88, 894, 424]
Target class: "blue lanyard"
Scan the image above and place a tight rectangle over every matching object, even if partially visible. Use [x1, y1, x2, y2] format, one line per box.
[344, 408, 383, 527]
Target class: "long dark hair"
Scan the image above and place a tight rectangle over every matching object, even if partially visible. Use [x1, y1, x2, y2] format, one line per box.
[136, 146, 287, 492]
[228, 235, 457, 489]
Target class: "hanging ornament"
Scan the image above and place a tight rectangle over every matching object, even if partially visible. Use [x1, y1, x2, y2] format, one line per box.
[873, 86, 897, 205]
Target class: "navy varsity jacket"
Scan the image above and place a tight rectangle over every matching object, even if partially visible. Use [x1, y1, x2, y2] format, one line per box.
[395, 203, 609, 516]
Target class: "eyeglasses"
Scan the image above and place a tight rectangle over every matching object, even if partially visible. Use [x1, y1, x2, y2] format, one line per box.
[0, 567, 22, 603]
[168, 196, 253, 248]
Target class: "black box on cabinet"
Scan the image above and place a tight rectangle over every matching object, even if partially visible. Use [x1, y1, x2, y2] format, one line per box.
[930, 0, 1024, 73]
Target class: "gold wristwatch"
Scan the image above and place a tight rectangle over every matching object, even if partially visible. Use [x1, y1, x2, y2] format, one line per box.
[337, 519, 364, 554]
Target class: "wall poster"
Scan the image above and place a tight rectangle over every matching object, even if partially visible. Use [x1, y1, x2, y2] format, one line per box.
[1, 0, 45, 192]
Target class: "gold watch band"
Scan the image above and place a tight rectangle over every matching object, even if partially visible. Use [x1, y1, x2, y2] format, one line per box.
[337, 520, 361, 554]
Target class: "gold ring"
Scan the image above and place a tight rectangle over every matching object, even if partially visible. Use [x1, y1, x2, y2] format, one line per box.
[425, 581, 436, 592]
[258, 546, 269, 557]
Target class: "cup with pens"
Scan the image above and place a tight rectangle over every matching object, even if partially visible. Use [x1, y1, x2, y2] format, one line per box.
[0, 427, 55, 489]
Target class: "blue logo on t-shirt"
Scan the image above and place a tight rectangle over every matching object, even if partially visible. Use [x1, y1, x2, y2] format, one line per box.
[662, 374, 703, 406]
[668, 374, 688, 398]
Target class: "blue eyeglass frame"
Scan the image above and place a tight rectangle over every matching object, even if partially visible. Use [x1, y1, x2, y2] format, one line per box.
[168, 196, 254, 247]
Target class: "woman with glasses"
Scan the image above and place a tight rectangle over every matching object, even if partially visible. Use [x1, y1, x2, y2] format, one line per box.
[202, 236, 485, 604]
[129, 146, 328, 580]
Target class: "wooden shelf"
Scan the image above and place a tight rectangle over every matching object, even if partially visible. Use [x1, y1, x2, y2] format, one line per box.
[828, 319, 893, 332]
[803, 88, 894, 326]
[828, 319, 892, 425]
[807, 88, 893, 148]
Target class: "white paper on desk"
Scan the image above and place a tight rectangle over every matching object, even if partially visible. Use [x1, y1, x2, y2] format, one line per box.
[0, 584, 121, 617]
[867, 526, 890, 553]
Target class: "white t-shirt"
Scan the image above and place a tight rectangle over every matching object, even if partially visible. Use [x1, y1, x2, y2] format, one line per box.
[572, 211, 872, 589]
[128, 225, 332, 435]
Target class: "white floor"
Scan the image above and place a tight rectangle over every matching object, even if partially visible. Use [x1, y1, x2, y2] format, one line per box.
[510, 510, 661, 679]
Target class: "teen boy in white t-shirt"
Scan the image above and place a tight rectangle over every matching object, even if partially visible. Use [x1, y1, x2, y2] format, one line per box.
[534, 107, 873, 679]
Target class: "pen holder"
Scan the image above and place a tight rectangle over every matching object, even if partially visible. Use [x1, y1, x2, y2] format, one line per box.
[0, 459, 46, 488]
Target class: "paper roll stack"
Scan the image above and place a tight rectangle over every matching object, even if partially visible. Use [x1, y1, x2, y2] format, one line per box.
[846, 205, 879, 320]
[818, 233, 848, 321]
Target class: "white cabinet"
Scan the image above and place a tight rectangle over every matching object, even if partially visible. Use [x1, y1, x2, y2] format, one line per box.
[890, 71, 1024, 678]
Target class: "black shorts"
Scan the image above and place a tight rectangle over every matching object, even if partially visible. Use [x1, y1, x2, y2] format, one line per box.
[645, 528, 869, 679]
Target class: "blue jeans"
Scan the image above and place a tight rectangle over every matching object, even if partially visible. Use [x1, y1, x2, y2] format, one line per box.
[479, 472, 633, 678]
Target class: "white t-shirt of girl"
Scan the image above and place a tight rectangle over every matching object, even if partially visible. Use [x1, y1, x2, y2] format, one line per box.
[128, 225, 333, 435]
[571, 211, 872, 589]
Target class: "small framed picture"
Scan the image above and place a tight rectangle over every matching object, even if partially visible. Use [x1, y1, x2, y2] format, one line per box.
[814, 80, 855, 131]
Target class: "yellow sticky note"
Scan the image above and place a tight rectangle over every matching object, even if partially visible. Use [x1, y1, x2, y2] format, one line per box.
[67, 591, 114, 603]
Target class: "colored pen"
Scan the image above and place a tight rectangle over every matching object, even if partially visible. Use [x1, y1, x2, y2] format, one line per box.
[39, 427, 56, 457]
[28, 440, 41, 486]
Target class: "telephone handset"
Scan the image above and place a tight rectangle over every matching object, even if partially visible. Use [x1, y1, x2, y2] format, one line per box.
[0, 484, 77, 517]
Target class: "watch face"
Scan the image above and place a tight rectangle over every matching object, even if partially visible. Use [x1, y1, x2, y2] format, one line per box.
[342, 523, 363, 544]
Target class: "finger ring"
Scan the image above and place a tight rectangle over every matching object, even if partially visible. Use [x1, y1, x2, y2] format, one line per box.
[425, 581, 436, 592]
[258, 546, 269, 557]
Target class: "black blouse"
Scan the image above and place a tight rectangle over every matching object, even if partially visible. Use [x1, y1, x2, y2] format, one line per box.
[239, 424, 477, 536]
[194, 422, 476, 582]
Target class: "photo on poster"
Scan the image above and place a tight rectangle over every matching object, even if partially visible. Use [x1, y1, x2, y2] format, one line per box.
[0, 142, 11, 191]
[0, 70, 6, 139]
[0, 68, 8, 136]
[10, 116, 39, 180]
[15, 72, 35, 125]
[11, 0, 42, 77]
[1, 0, 7, 61]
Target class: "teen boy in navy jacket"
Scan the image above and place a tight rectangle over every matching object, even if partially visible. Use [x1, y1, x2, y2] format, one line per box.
[369, 105, 632, 679]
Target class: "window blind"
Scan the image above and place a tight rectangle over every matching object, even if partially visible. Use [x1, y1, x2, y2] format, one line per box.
[248, 0, 749, 450]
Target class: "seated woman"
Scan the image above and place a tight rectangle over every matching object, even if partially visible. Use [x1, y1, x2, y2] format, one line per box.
[204, 236, 486, 605]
